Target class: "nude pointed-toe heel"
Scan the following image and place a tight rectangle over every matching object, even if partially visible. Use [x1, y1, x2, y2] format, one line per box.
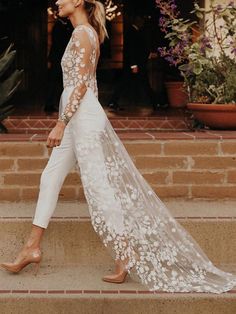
[102, 269, 129, 283]
[102, 257, 134, 284]
[0, 248, 42, 275]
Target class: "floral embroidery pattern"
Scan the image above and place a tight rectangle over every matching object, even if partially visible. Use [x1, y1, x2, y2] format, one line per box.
[71, 114, 236, 294]
[60, 25, 98, 124]
[60, 23, 236, 294]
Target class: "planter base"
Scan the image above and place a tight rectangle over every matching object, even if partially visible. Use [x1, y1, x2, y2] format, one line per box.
[187, 103, 236, 130]
[165, 81, 188, 108]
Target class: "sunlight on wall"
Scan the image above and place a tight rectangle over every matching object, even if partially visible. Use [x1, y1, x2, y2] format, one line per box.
[204, 0, 235, 57]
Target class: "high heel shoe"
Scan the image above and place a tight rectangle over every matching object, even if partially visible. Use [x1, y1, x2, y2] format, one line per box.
[0, 247, 42, 275]
[102, 257, 134, 284]
[102, 269, 130, 283]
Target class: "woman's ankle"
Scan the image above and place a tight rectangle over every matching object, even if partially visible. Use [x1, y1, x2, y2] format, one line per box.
[24, 242, 41, 250]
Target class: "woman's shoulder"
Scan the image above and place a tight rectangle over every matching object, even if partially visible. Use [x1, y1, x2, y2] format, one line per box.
[72, 24, 87, 35]
[70, 24, 99, 52]
[70, 25, 91, 47]
[72, 24, 93, 34]
[73, 24, 97, 41]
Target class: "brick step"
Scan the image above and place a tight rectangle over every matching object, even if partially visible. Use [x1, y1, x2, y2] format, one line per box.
[2, 114, 193, 133]
[0, 201, 236, 313]
[0, 200, 236, 265]
[0, 135, 236, 200]
[0, 264, 235, 314]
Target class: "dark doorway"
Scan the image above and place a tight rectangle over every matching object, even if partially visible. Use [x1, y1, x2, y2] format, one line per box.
[0, 0, 202, 114]
[0, 0, 48, 109]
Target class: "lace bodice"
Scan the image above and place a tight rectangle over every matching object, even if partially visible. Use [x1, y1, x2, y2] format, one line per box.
[59, 24, 100, 125]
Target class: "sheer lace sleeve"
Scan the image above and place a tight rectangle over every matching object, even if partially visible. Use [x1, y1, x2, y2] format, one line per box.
[59, 26, 93, 125]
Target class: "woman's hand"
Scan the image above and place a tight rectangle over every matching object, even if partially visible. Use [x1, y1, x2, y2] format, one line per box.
[131, 65, 139, 74]
[46, 120, 66, 148]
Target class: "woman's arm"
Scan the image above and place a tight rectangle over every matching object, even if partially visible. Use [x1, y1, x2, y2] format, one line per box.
[46, 27, 93, 148]
[59, 26, 93, 125]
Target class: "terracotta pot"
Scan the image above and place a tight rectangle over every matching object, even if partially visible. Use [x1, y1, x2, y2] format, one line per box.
[165, 81, 188, 108]
[187, 103, 236, 130]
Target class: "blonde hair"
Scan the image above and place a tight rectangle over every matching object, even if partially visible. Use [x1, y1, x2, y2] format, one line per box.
[84, 0, 108, 44]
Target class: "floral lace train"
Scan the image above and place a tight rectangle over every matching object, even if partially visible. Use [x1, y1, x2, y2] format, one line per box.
[68, 87, 236, 294]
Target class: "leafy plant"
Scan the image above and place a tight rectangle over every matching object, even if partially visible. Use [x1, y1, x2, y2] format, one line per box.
[0, 41, 23, 133]
[155, 0, 236, 104]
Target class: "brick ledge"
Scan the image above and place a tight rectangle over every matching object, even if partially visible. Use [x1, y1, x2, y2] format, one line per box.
[1, 216, 236, 220]
[1, 130, 236, 142]
[0, 289, 235, 295]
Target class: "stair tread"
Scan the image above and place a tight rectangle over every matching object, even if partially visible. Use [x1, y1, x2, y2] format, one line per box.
[0, 200, 236, 219]
[0, 263, 236, 295]
[0, 263, 142, 292]
[1, 200, 236, 299]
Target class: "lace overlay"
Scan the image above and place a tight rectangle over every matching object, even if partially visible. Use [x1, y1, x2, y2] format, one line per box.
[60, 24, 236, 294]
[59, 24, 99, 124]
[66, 88, 236, 294]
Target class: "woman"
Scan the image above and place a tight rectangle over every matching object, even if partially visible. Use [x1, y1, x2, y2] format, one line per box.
[1, 0, 236, 294]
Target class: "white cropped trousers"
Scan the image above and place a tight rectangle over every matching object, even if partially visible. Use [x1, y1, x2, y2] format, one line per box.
[32, 86, 108, 229]
[32, 124, 78, 229]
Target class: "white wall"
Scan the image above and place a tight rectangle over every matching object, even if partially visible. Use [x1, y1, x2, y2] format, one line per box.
[204, 0, 235, 57]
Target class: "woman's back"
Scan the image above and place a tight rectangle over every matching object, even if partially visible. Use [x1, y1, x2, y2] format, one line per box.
[61, 24, 100, 98]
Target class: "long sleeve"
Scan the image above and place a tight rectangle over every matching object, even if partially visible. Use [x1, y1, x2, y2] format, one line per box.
[59, 26, 93, 125]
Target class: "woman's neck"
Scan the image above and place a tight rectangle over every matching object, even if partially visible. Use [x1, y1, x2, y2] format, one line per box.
[69, 11, 89, 28]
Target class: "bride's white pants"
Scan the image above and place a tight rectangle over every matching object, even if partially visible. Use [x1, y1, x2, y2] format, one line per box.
[32, 87, 124, 232]
[32, 124, 78, 229]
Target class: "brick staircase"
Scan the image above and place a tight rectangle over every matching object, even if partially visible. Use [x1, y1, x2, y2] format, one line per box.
[1, 110, 236, 313]
[2, 111, 193, 134]
[0, 201, 236, 313]
[1, 133, 236, 201]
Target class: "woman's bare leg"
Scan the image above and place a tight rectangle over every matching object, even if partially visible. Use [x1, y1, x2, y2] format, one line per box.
[11, 225, 45, 264]
[8, 127, 76, 265]
[25, 224, 45, 249]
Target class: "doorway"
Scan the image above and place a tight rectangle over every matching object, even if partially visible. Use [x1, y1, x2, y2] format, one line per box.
[0, 0, 48, 109]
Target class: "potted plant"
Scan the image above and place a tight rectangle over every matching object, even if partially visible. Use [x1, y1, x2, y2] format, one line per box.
[164, 80, 188, 108]
[0, 41, 23, 133]
[156, 0, 236, 129]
